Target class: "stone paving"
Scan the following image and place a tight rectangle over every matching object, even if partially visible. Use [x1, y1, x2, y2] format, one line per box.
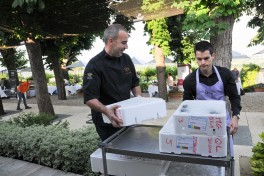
[0, 95, 263, 175]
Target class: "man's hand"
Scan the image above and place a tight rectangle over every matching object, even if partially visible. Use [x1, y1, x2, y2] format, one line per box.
[105, 105, 123, 127]
[229, 116, 239, 134]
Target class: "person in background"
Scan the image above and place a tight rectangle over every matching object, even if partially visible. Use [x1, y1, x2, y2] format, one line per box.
[0, 78, 4, 90]
[231, 68, 244, 95]
[64, 79, 70, 86]
[3, 78, 11, 90]
[83, 24, 141, 141]
[167, 73, 174, 89]
[17, 79, 31, 111]
[183, 41, 242, 156]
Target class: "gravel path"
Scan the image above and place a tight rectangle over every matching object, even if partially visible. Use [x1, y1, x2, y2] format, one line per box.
[3, 92, 264, 112]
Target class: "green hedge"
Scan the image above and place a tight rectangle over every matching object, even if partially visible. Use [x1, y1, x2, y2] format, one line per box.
[7, 112, 55, 127]
[250, 132, 264, 176]
[0, 122, 100, 176]
[240, 63, 260, 89]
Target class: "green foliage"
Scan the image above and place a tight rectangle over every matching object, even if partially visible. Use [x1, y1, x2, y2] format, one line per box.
[245, 0, 264, 46]
[142, 0, 165, 12]
[0, 122, 100, 175]
[68, 73, 82, 85]
[12, 0, 45, 14]
[0, 49, 28, 70]
[143, 67, 157, 77]
[139, 82, 149, 93]
[45, 73, 54, 83]
[0, 0, 115, 45]
[240, 63, 260, 88]
[142, 0, 171, 56]
[181, 36, 196, 64]
[254, 83, 264, 88]
[165, 66, 177, 78]
[7, 112, 55, 127]
[166, 15, 185, 63]
[145, 19, 172, 56]
[173, 0, 245, 39]
[0, 73, 9, 79]
[250, 132, 264, 175]
[71, 74, 82, 84]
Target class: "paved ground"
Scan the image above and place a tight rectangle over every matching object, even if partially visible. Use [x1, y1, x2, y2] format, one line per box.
[0, 97, 263, 176]
[0, 156, 81, 176]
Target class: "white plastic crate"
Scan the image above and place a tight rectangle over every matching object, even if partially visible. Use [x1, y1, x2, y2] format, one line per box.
[159, 115, 227, 157]
[173, 100, 227, 136]
[102, 97, 167, 126]
[90, 148, 171, 176]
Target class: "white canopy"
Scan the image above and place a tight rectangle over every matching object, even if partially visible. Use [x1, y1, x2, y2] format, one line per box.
[66, 60, 88, 69]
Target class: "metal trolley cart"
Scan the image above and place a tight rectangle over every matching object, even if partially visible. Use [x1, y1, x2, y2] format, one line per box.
[100, 125, 234, 176]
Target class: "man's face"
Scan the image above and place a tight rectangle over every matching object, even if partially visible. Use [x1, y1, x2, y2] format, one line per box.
[195, 50, 214, 73]
[110, 30, 128, 57]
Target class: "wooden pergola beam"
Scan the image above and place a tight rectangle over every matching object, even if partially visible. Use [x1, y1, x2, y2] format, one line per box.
[110, 0, 184, 21]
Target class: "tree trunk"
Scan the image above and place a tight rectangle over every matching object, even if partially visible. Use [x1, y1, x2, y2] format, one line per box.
[0, 97, 5, 115]
[210, 15, 235, 69]
[63, 69, 70, 80]
[51, 58, 67, 100]
[210, 15, 235, 115]
[25, 37, 55, 116]
[154, 45, 167, 101]
[0, 48, 20, 114]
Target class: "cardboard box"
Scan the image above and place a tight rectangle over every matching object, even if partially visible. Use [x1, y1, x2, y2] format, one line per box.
[90, 148, 170, 176]
[102, 97, 166, 126]
[173, 100, 227, 136]
[159, 115, 227, 157]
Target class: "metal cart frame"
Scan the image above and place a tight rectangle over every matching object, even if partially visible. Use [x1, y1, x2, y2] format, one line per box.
[100, 125, 234, 176]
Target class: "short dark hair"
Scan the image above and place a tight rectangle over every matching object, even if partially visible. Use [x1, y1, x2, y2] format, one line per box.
[194, 41, 214, 55]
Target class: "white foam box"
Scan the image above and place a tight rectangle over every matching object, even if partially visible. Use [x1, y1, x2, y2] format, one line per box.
[173, 100, 227, 136]
[159, 116, 227, 157]
[90, 148, 171, 176]
[102, 97, 167, 126]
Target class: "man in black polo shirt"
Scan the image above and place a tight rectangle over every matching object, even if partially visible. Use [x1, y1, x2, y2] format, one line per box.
[83, 24, 141, 141]
[183, 41, 241, 135]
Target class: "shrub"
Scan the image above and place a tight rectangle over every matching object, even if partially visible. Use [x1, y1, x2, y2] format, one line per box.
[254, 83, 264, 88]
[139, 82, 149, 93]
[7, 112, 55, 127]
[0, 122, 100, 176]
[45, 73, 54, 83]
[240, 63, 260, 89]
[0, 73, 9, 79]
[165, 66, 177, 78]
[243, 85, 255, 93]
[250, 132, 264, 176]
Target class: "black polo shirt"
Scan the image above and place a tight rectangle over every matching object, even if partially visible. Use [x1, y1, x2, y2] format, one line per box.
[83, 49, 139, 105]
[183, 66, 241, 116]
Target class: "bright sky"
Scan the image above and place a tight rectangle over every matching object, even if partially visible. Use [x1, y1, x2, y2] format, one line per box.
[1, 14, 262, 71]
[77, 22, 153, 64]
[232, 15, 263, 56]
[78, 14, 264, 63]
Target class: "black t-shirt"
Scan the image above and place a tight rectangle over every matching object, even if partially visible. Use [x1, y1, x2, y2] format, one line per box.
[183, 66, 241, 116]
[83, 49, 139, 105]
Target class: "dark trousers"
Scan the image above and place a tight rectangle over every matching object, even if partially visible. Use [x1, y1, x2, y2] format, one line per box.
[17, 92, 27, 108]
[92, 110, 121, 141]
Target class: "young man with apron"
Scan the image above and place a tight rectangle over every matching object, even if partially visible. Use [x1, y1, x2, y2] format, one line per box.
[183, 41, 242, 157]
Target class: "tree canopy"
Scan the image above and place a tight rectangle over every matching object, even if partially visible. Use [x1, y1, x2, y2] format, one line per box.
[245, 0, 264, 46]
[173, 0, 246, 39]
[0, 0, 113, 39]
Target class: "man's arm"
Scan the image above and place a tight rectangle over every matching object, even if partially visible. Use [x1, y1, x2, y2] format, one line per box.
[225, 69, 242, 134]
[183, 73, 196, 100]
[86, 99, 123, 127]
[131, 86, 141, 97]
